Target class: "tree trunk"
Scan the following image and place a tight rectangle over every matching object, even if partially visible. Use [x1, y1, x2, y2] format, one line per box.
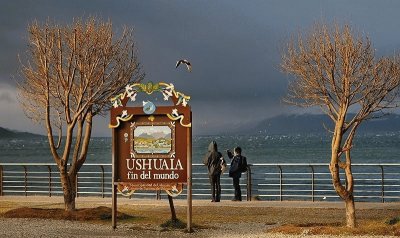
[344, 137, 356, 228]
[60, 171, 77, 211]
[345, 196, 356, 228]
[64, 190, 76, 211]
[168, 195, 177, 221]
[329, 110, 356, 228]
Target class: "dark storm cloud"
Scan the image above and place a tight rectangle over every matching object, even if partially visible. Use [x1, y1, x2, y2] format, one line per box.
[0, 91, 15, 103]
[2, 1, 400, 136]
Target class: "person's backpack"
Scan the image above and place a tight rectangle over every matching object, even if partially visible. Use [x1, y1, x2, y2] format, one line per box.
[239, 156, 248, 173]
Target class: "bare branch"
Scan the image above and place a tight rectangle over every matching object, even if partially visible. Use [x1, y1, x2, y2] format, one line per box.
[282, 22, 400, 227]
[17, 16, 143, 210]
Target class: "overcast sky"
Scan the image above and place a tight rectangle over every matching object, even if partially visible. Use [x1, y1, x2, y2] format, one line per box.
[1, 0, 400, 136]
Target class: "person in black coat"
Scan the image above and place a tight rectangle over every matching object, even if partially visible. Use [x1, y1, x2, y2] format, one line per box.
[203, 141, 225, 202]
[227, 147, 245, 201]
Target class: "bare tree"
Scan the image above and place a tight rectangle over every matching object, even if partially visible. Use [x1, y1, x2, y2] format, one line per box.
[17, 17, 143, 211]
[281, 23, 400, 228]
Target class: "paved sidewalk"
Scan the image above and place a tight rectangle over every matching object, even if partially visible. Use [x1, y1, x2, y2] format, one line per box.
[1, 196, 399, 238]
[1, 195, 399, 210]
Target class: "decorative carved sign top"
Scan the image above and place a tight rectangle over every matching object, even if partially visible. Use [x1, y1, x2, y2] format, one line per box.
[110, 81, 190, 108]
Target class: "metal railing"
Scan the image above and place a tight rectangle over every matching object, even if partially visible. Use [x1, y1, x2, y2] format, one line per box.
[0, 163, 399, 202]
[250, 163, 400, 203]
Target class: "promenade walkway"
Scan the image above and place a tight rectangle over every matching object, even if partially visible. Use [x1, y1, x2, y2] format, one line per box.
[1, 196, 399, 238]
[1, 195, 400, 209]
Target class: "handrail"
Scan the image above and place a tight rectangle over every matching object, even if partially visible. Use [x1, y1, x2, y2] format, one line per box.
[310, 165, 315, 202]
[380, 165, 385, 203]
[100, 165, 105, 198]
[0, 163, 399, 202]
[246, 165, 252, 201]
[0, 165, 3, 196]
[0, 163, 112, 166]
[2, 162, 400, 166]
[277, 165, 283, 201]
[2, 163, 400, 167]
[23, 165, 27, 196]
[47, 165, 51, 197]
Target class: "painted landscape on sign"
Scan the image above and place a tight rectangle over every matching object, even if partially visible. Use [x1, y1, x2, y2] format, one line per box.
[133, 126, 172, 154]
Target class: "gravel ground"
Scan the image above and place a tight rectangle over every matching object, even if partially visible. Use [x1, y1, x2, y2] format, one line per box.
[0, 218, 396, 238]
[1, 197, 399, 237]
[0, 219, 270, 238]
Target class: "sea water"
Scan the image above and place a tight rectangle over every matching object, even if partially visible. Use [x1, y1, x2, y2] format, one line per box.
[1, 133, 400, 164]
[1, 133, 399, 201]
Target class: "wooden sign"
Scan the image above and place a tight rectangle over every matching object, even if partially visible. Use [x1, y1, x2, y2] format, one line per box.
[109, 82, 191, 196]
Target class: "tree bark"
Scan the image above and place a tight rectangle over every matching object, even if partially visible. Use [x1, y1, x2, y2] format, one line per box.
[343, 132, 356, 228]
[64, 190, 76, 211]
[329, 109, 357, 228]
[345, 196, 356, 228]
[60, 170, 77, 211]
[168, 195, 177, 221]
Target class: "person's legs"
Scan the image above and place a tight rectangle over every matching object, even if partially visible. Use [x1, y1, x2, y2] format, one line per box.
[209, 175, 216, 202]
[233, 176, 241, 201]
[215, 175, 221, 202]
[236, 177, 242, 201]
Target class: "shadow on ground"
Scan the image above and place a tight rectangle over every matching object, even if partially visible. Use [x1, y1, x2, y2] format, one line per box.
[2, 206, 134, 221]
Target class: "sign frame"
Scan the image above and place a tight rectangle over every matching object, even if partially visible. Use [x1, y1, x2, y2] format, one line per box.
[109, 82, 192, 232]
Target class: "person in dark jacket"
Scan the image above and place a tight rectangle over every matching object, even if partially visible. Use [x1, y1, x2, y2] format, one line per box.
[203, 141, 225, 202]
[227, 146, 245, 201]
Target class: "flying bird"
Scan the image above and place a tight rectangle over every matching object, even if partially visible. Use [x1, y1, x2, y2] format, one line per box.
[176, 59, 192, 72]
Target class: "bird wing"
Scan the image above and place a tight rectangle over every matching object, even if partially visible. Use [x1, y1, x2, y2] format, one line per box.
[175, 60, 182, 68]
[176, 59, 192, 72]
[186, 64, 192, 72]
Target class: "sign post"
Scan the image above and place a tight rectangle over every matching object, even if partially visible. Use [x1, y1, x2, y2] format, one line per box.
[187, 116, 192, 232]
[111, 129, 117, 229]
[109, 82, 192, 232]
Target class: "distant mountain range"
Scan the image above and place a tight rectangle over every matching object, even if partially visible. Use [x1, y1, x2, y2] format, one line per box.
[137, 132, 171, 140]
[246, 113, 400, 135]
[3, 113, 400, 138]
[0, 127, 44, 139]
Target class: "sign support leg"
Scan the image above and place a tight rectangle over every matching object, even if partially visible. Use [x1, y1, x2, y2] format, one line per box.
[112, 184, 117, 229]
[187, 122, 193, 233]
[112, 129, 117, 230]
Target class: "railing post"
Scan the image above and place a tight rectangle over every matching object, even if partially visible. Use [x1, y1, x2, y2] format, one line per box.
[156, 190, 161, 200]
[47, 165, 52, 197]
[310, 165, 315, 202]
[76, 172, 79, 198]
[100, 165, 105, 198]
[0, 165, 3, 196]
[23, 165, 27, 196]
[380, 165, 385, 203]
[246, 165, 252, 201]
[278, 165, 283, 201]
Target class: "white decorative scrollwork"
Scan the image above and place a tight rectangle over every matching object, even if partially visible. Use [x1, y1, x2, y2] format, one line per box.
[110, 82, 190, 108]
[167, 109, 192, 128]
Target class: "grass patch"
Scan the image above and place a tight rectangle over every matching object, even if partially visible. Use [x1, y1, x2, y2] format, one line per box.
[159, 218, 212, 232]
[268, 220, 400, 236]
[387, 216, 400, 225]
[0, 201, 20, 214]
[160, 218, 187, 229]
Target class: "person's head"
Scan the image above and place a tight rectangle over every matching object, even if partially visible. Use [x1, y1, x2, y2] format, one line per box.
[208, 140, 218, 152]
[234, 146, 242, 156]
